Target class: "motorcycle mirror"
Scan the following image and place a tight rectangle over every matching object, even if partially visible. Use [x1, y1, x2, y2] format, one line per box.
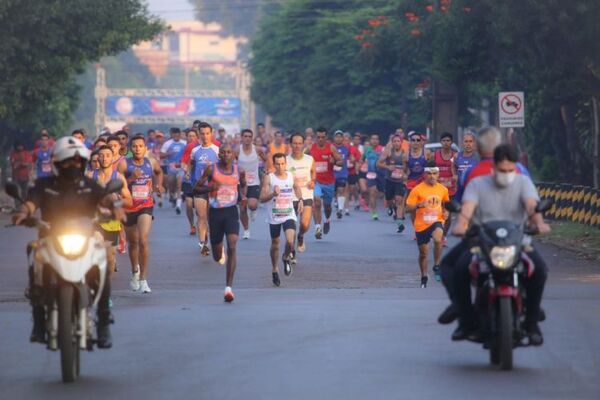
[104, 179, 123, 195]
[5, 182, 23, 203]
[444, 200, 462, 213]
[535, 198, 553, 213]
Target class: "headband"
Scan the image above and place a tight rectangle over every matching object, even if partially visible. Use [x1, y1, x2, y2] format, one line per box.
[424, 167, 439, 173]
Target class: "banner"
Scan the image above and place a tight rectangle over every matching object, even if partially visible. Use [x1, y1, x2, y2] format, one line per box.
[106, 96, 241, 118]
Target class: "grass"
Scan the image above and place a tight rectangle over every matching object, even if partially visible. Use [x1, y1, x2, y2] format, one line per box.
[540, 220, 600, 261]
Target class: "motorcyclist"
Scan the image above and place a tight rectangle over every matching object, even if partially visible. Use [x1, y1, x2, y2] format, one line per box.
[448, 144, 550, 345]
[12, 136, 125, 348]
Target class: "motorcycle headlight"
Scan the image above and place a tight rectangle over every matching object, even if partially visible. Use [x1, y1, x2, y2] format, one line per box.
[490, 246, 517, 269]
[56, 234, 88, 256]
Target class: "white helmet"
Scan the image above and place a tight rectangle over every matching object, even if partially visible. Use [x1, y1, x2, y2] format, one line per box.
[52, 136, 91, 163]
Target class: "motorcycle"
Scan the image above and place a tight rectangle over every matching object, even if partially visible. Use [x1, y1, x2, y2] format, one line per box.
[445, 199, 552, 371]
[5, 180, 122, 383]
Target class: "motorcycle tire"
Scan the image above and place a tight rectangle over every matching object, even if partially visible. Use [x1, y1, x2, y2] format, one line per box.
[498, 297, 513, 371]
[58, 285, 80, 383]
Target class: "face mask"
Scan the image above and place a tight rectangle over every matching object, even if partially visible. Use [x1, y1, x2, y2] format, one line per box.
[495, 171, 516, 187]
[60, 166, 84, 181]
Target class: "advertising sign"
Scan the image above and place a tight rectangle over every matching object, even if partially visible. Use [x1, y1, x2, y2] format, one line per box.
[106, 96, 241, 118]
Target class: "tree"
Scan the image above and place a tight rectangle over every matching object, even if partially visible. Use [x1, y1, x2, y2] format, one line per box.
[0, 0, 164, 145]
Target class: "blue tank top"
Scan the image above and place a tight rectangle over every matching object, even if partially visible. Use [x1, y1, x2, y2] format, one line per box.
[92, 169, 118, 184]
[407, 150, 427, 181]
[125, 158, 154, 211]
[192, 144, 220, 184]
[364, 146, 382, 173]
[334, 145, 349, 179]
[36, 149, 53, 178]
[455, 151, 478, 184]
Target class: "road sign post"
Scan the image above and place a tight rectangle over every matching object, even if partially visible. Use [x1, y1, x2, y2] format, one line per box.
[498, 92, 525, 128]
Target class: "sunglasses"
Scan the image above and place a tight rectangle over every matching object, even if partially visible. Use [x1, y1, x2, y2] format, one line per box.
[410, 138, 422, 142]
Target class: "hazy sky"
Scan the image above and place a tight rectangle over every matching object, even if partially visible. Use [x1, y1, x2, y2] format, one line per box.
[146, 0, 195, 21]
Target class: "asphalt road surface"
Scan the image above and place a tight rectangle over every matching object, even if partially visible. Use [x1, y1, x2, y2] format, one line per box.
[1, 202, 599, 399]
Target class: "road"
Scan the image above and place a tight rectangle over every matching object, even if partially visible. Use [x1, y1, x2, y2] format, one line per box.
[1, 202, 599, 399]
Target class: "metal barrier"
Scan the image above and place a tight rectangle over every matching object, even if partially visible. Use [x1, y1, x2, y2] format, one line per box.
[537, 183, 600, 228]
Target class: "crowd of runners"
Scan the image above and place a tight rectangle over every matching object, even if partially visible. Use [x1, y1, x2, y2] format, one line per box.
[12, 122, 482, 303]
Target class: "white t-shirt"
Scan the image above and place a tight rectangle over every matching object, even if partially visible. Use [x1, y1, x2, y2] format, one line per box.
[267, 172, 296, 224]
[286, 154, 314, 200]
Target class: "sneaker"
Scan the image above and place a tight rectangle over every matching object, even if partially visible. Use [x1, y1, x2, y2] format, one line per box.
[130, 270, 140, 291]
[524, 322, 544, 346]
[283, 255, 292, 277]
[224, 287, 235, 303]
[354, 204, 360, 211]
[290, 250, 297, 265]
[336, 210, 343, 219]
[189, 226, 197, 236]
[175, 206, 181, 215]
[420, 276, 428, 288]
[315, 226, 323, 240]
[387, 206, 394, 216]
[199, 243, 210, 257]
[372, 212, 379, 221]
[108, 297, 113, 309]
[443, 237, 448, 247]
[218, 250, 226, 265]
[139, 280, 151, 293]
[297, 234, 306, 252]
[396, 223, 405, 233]
[157, 194, 163, 208]
[250, 209, 257, 221]
[324, 220, 330, 234]
[243, 230, 250, 240]
[433, 265, 442, 282]
[345, 209, 350, 216]
[272, 272, 281, 287]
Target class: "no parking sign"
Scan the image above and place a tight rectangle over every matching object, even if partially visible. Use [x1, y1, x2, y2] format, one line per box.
[498, 92, 525, 128]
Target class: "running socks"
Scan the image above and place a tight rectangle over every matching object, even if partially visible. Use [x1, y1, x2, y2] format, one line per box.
[337, 196, 345, 211]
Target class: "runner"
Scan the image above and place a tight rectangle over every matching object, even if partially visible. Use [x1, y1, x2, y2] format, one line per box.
[88, 145, 133, 278]
[72, 128, 94, 150]
[237, 128, 267, 239]
[107, 135, 124, 171]
[117, 135, 164, 293]
[160, 127, 187, 214]
[310, 127, 342, 238]
[333, 131, 350, 219]
[9, 141, 33, 205]
[404, 131, 432, 235]
[116, 130, 132, 157]
[260, 153, 304, 286]
[454, 131, 479, 202]
[89, 150, 100, 172]
[286, 132, 315, 252]
[181, 129, 199, 235]
[193, 144, 246, 302]
[405, 161, 449, 288]
[188, 122, 220, 256]
[434, 132, 458, 243]
[361, 134, 384, 220]
[377, 134, 407, 232]
[33, 132, 53, 179]
[265, 131, 289, 173]
[344, 132, 361, 215]
[151, 130, 166, 207]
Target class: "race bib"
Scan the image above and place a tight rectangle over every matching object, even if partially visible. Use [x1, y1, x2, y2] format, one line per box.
[246, 171, 257, 184]
[440, 177, 452, 187]
[366, 172, 377, 180]
[333, 165, 342, 172]
[217, 185, 237, 205]
[315, 161, 328, 173]
[132, 184, 149, 200]
[41, 163, 52, 173]
[423, 209, 439, 223]
[360, 163, 368, 173]
[294, 175, 309, 187]
[391, 168, 404, 180]
[347, 160, 353, 168]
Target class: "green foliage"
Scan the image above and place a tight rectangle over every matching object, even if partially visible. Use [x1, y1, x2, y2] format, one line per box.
[0, 0, 164, 143]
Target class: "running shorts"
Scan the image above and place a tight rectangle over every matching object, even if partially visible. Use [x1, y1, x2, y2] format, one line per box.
[385, 180, 406, 201]
[269, 220, 296, 239]
[415, 222, 443, 246]
[208, 206, 240, 245]
[314, 182, 335, 205]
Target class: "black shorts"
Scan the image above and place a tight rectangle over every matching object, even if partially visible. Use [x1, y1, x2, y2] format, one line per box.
[293, 199, 313, 214]
[247, 185, 260, 200]
[193, 190, 209, 200]
[99, 228, 119, 246]
[348, 174, 358, 185]
[161, 165, 168, 175]
[208, 206, 239, 245]
[269, 219, 296, 239]
[335, 178, 348, 190]
[416, 222, 443, 246]
[124, 207, 154, 227]
[182, 182, 194, 198]
[358, 172, 367, 180]
[385, 180, 406, 201]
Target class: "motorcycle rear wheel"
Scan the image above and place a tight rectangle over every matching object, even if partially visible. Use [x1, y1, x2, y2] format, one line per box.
[58, 285, 80, 383]
[498, 297, 513, 371]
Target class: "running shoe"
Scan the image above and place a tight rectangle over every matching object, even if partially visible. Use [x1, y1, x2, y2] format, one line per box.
[189, 226, 197, 236]
[130, 270, 140, 292]
[297, 234, 306, 252]
[283, 256, 292, 277]
[315, 226, 323, 239]
[420, 276, 428, 288]
[433, 265, 442, 282]
[345, 209, 350, 216]
[108, 297, 113, 308]
[290, 250, 297, 265]
[218, 250, 226, 265]
[199, 242, 211, 257]
[272, 272, 281, 287]
[396, 223, 405, 233]
[250, 209, 257, 221]
[336, 209, 343, 219]
[243, 230, 250, 240]
[175, 206, 181, 215]
[354, 204, 360, 211]
[387, 205, 394, 216]
[443, 237, 448, 247]
[224, 287, 235, 303]
[323, 220, 330, 234]
[157, 194, 163, 208]
[139, 280, 151, 293]
[372, 212, 379, 221]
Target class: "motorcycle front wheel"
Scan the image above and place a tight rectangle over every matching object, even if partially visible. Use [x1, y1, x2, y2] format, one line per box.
[58, 285, 80, 383]
[498, 296, 513, 371]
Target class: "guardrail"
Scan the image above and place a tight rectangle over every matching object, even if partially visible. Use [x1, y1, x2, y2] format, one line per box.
[537, 183, 600, 228]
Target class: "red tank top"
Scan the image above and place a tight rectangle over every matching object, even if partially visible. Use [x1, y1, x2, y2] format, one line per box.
[209, 164, 240, 209]
[311, 143, 335, 184]
[434, 150, 457, 196]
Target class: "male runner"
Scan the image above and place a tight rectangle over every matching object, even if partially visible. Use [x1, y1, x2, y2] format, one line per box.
[260, 153, 304, 286]
[404, 131, 431, 235]
[237, 128, 267, 239]
[310, 127, 342, 238]
[405, 161, 449, 288]
[377, 134, 407, 232]
[344, 132, 361, 214]
[194, 144, 246, 302]
[265, 131, 289, 173]
[160, 127, 187, 213]
[453, 132, 479, 202]
[188, 122, 220, 256]
[181, 129, 199, 235]
[361, 134, 384, 220]
[287, 133, 315, 252]
[33, 133, 53, 178]
[332, 131, 350, 219]
[116, 130, 131, 157]
[434, 132, 458, 242]
[118, 135, 164, 293]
